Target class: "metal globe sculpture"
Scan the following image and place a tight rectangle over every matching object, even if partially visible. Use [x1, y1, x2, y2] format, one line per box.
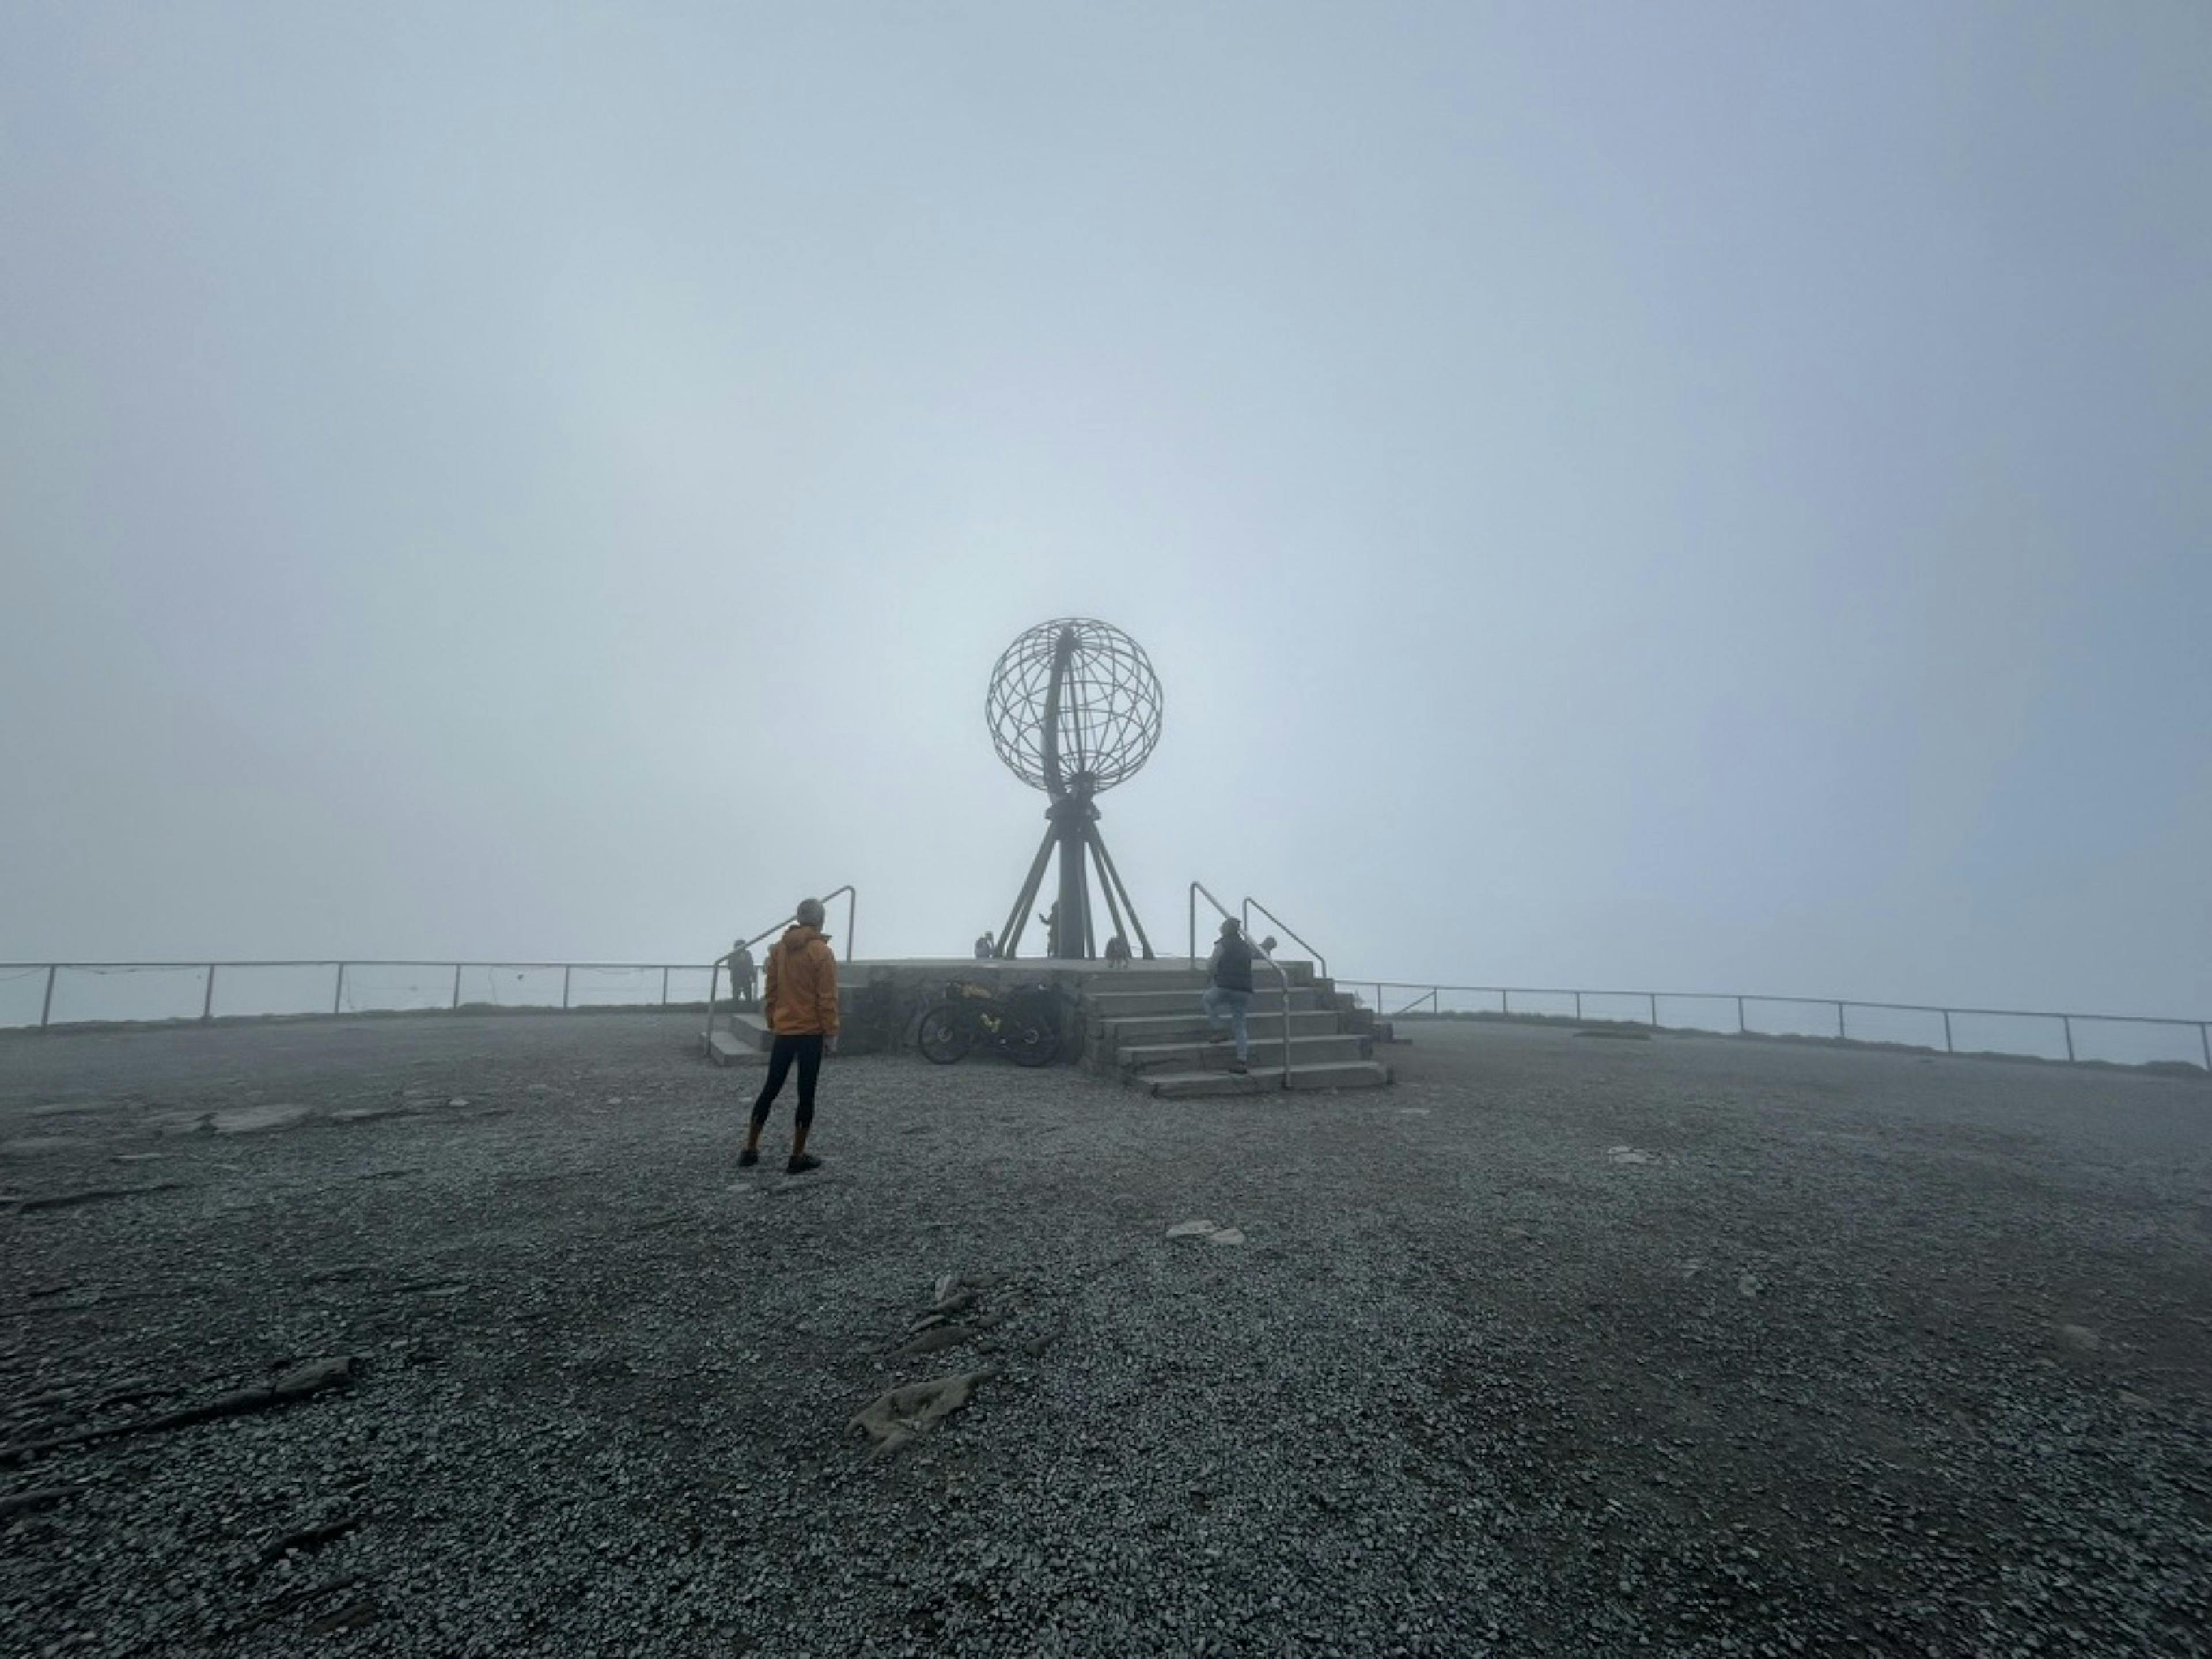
[986, 619, 1162, 796]
[986, 619, 1161, 960]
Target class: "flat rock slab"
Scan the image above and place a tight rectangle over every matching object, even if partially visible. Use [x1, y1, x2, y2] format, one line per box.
[849, 1369, 995, 1454]
[1166, 1219, 1219, 1238]
[210, 1105, 314, 1135]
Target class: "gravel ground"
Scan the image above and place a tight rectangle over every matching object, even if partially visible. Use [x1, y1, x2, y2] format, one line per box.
[2, 1013, 2208, 1657]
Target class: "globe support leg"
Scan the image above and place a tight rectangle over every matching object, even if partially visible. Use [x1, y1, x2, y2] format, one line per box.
[1087, 824, 1155, 960]
[1052, 816, 1092, 960]
[1088, 832, 1131, 956]
[994, 825, 1058, 960]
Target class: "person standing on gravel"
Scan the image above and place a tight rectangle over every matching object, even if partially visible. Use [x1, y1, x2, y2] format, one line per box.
[1202, 917, 1256, 1075]
[740, 898, 839, 1175]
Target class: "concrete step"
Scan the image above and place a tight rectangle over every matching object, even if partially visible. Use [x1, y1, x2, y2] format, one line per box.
[706, 1012, 773, 1066]
[1086, 988, 1333, 1020]
[1143, 1060, 1392, 1099]
[1069, 968, 1320, 994]
[1118, 1033, 1371, 1073]
[1096, 1010, 1345, 1048]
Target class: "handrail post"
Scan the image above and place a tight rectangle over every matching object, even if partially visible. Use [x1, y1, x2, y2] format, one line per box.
[1574, 990, 1581, 1020]
[1944, 1009, 1955, 1054]
[1502, 988, 1511, 1015]
[562, 966, 572, 1010]
[2200, 1022, 2210, 1078]
[202, 965, 217, 1022]
[1736, 994, 1745, 1034]
[1835, 1001, 1846, 1040]
[40, 965, 57, 1028]
[661, 967, 669, 1007]
[2062, 1015, 2074, 1063]
[332, 963, 346, 1016]
[705, 960, 721, 1047]
[1649, 993, 1658, 1029]
[451, 964, 462, 1010]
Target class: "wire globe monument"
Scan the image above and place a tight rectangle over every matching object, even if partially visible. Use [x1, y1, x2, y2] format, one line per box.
[986, 618, 1162, 960]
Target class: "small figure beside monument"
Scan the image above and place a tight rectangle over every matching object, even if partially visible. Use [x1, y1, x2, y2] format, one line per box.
[1104, 933, 1132, 968]
[974, 932, 995, 961]
[740, 899, 838, 1176]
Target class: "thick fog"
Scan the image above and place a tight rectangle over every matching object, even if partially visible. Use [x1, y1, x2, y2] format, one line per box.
[3, 4, 2207, 1024]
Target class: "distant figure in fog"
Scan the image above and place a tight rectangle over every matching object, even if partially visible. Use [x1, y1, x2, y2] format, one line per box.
[1203, 918, 1257, 1074]
[974, 932, 995, 961]
[725, 940, 757, 1007]
[1104, 933, 1132, 968]
[741, 899, 837, 1176]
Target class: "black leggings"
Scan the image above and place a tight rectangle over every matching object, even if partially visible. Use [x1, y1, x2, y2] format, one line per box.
[751, 1033, 824, 1131]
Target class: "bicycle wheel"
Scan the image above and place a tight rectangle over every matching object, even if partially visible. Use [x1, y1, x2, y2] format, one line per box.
[917, 1003, 974, 1065]
[1005, 1019, 1058, 1067]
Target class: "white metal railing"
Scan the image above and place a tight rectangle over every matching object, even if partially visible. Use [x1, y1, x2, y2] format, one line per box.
[0, 960, 718, 1028]
[1188, 880, 1294, 1088]
[1351, 979, 2212, 1075]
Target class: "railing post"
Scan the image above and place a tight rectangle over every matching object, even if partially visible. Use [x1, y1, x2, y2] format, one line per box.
[1736, 994, 1745, 1034]
[1835, 1001, 1846, 1040]
[1574, 990, 1582, 1020]
[202, 964, 217, 1022]
[40, 965, 57, 1028]
[661, 967, 669, 1007]
[451, 964, 463, 1010]
[332, 963, 346, 1016]
[1502, 988, 1511, 1015]
[2062, 1016, 2074, 1063]
[562, 966, 572, 1009]
[1649, 993, 1658, 1028]
[1944, 1009, 1954, 1054]
[2199, 1022, 2211, 1078]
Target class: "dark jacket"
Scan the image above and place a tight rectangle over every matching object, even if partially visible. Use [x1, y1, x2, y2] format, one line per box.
[1210, 935, 1256, 993]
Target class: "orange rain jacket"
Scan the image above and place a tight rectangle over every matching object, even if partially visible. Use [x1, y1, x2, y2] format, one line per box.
[763, 923, 840, 1037]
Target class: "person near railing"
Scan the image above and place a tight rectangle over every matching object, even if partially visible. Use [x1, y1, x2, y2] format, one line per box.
[739, 899, 839, 1176]
[1202, 918, 1257, 1074]
[722, 940, 758, 1009]
[1105, 933, 1133, 968]
[974, 931, 995, 961]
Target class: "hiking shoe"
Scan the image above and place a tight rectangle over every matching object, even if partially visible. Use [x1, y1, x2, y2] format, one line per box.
[786, 1153, 823, 1176]
[737, 1147, 759, 1168]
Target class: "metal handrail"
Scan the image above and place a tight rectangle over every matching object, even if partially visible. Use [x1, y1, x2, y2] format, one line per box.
[704, 885, 857, 1048]
[1190, 881, 1294, 1089]
[2, 959, 724, 1029]
[1240, 897, 1327, 980]
[1349, 978, 2212, 1074]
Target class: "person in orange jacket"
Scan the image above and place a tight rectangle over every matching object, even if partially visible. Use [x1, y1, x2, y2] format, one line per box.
[740, 897, 840, 1175]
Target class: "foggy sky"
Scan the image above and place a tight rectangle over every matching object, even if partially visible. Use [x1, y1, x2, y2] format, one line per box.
[3, 3, 2207, 1020]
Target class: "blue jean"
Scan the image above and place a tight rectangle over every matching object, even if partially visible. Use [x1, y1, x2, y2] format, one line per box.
[1202, 986, 1252, 1060]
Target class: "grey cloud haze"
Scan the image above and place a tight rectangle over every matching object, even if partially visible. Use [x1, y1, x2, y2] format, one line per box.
[3, 3, 2207, 1020]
